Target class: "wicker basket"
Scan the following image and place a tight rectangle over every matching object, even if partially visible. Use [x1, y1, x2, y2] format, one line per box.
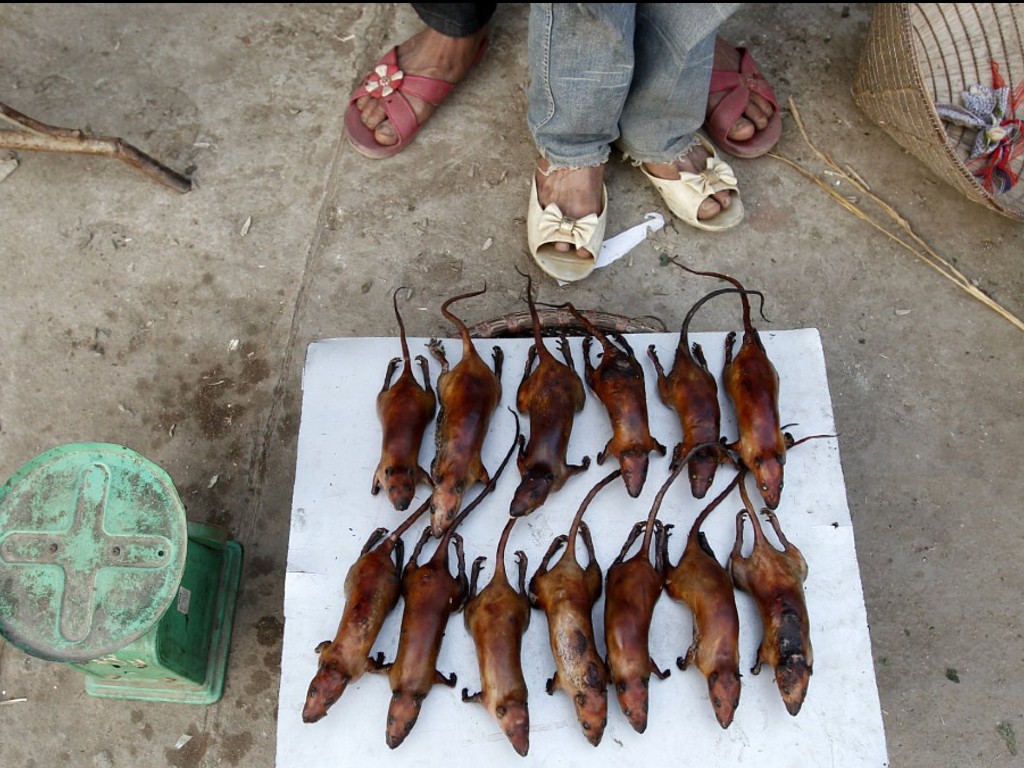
[852, 3, 1024, 222]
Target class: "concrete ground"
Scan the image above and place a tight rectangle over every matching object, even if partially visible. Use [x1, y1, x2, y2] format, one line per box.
[1, 3, 1021, 767]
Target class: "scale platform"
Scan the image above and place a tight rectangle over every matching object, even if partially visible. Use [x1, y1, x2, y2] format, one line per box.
[0, 443, 242, 704]
[276, 330, 889, 767]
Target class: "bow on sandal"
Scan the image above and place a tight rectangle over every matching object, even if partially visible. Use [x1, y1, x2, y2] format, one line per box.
[704, 45, 782, 159]
[640, 135, 744, 232]
[345, 40, 487, 159]
[527, 177, 608, 283]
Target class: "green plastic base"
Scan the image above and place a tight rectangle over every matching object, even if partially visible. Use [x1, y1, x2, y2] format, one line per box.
[82, 538, 242, 704]
[0, 443, 188, 663]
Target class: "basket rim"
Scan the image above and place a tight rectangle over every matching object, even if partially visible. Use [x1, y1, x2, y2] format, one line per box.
[854, 3, 1024, 221]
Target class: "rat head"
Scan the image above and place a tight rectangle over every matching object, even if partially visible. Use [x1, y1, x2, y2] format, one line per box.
[429, 474, 465, 537]
[619, 450, 651, 499]
[613, 676, 650, 734]
[572, 689, 609, 746]
[302, 648, 350, 723]
[494, 700, 530, 756]
[571, 661, 609, 746]
[509, 469, 553, 517]
[385, 690, 425, 749]
[750, 449, 785, 510]
[687, 446, 721, 500]
[775, 654, 812, 716]
[706, 667, 742, 728]
[382, 465, 417, 512]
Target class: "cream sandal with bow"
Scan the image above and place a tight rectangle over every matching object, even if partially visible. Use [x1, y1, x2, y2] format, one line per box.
[527, 176, 608, 283]
[640, 135, 744, 231]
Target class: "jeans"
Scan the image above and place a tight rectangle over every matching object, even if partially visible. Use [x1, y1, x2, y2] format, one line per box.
[411, 3, 496, 37]
[528, 3, 741, 168]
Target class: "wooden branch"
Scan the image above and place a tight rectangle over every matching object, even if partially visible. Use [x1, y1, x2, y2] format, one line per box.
[0, 101, 192, 193]
[771, 97, 1024, 334]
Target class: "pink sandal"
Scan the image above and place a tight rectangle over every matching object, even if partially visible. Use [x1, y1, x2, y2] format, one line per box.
[345, 40, 487, 159]
[704, 46, 782, 159]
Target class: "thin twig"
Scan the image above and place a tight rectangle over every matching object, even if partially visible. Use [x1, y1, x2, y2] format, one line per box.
[0, 101, 192, 193]
[773, 98, 1024, 333]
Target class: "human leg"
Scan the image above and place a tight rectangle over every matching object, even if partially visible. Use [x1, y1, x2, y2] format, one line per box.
[526, 4, 637, 278]
[347, 4, 494, 158]
[617, 4, 745, 227]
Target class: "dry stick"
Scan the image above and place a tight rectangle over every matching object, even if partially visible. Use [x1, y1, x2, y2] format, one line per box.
[0, 101, 192, 194]
[770, 97, 1024, 334]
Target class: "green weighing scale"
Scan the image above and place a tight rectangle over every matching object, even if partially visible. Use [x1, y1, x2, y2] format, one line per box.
[0, 443, 242, 704]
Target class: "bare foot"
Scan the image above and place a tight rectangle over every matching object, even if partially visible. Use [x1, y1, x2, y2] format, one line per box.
[534, 159, 605, 260]
[706, 37, 775, 143]
[642, 143, 733, 221]
[355, 26, 487, 147]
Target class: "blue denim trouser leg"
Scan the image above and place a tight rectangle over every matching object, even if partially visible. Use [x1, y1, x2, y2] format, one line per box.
[528, 3, 741, 168]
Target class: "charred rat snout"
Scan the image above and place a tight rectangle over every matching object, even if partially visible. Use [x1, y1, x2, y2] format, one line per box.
[428, 479, 464, 537]
[497, 701, 530, 757]
[385, 690, 425, 750]
[573, 684, 610, 747]
[302, 660, 349, 723]
[509, 468, 555, 517]
[614, 677, 651, 733]
[706, 668, 742, 729]
[618, 449, 650, 499]
[769, 606, 812, 715]
[382, 465, 418, 512]
[752, 452, 785, 510]
[688, 445, 722, 500]
[774, 652, 812, 716]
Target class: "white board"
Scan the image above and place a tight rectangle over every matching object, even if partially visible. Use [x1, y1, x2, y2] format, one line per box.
[276, 329, 889, 767]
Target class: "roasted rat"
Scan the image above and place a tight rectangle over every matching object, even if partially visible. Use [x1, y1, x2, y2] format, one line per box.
[510, 270, 589, 516]
[603, 517, 670, 734]
[662, 469, 744, 728]
[529, 469, 620, 746]
[728, 478, 812, 716]
[462, 515, 531, 756]
[567, 304, 666, 498]
[371, 287, 437, 511]
[428, 286, 503, 537]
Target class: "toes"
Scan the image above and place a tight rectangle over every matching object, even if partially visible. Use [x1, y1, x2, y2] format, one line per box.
[697, 190, 733, 221]
[728, 92, 774, 140]
[697, 195, 723, 220]
[553, 241, 593, 261]
[374, 120, 398, 146]
[727, 116, 756, 142]
[749, 91, 775, 122]
[743, 102, 770, 132]
[360, 100, 386, 131]
[356, 102, 399, 147]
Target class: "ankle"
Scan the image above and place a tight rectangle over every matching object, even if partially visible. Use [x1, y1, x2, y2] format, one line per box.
[534, 161, 605, 218]
[411, 26, 487, 71]
[642, 161, 679, 181]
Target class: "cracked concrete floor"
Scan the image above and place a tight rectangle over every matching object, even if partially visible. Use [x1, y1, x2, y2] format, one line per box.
[0, 4, 1022, 767]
